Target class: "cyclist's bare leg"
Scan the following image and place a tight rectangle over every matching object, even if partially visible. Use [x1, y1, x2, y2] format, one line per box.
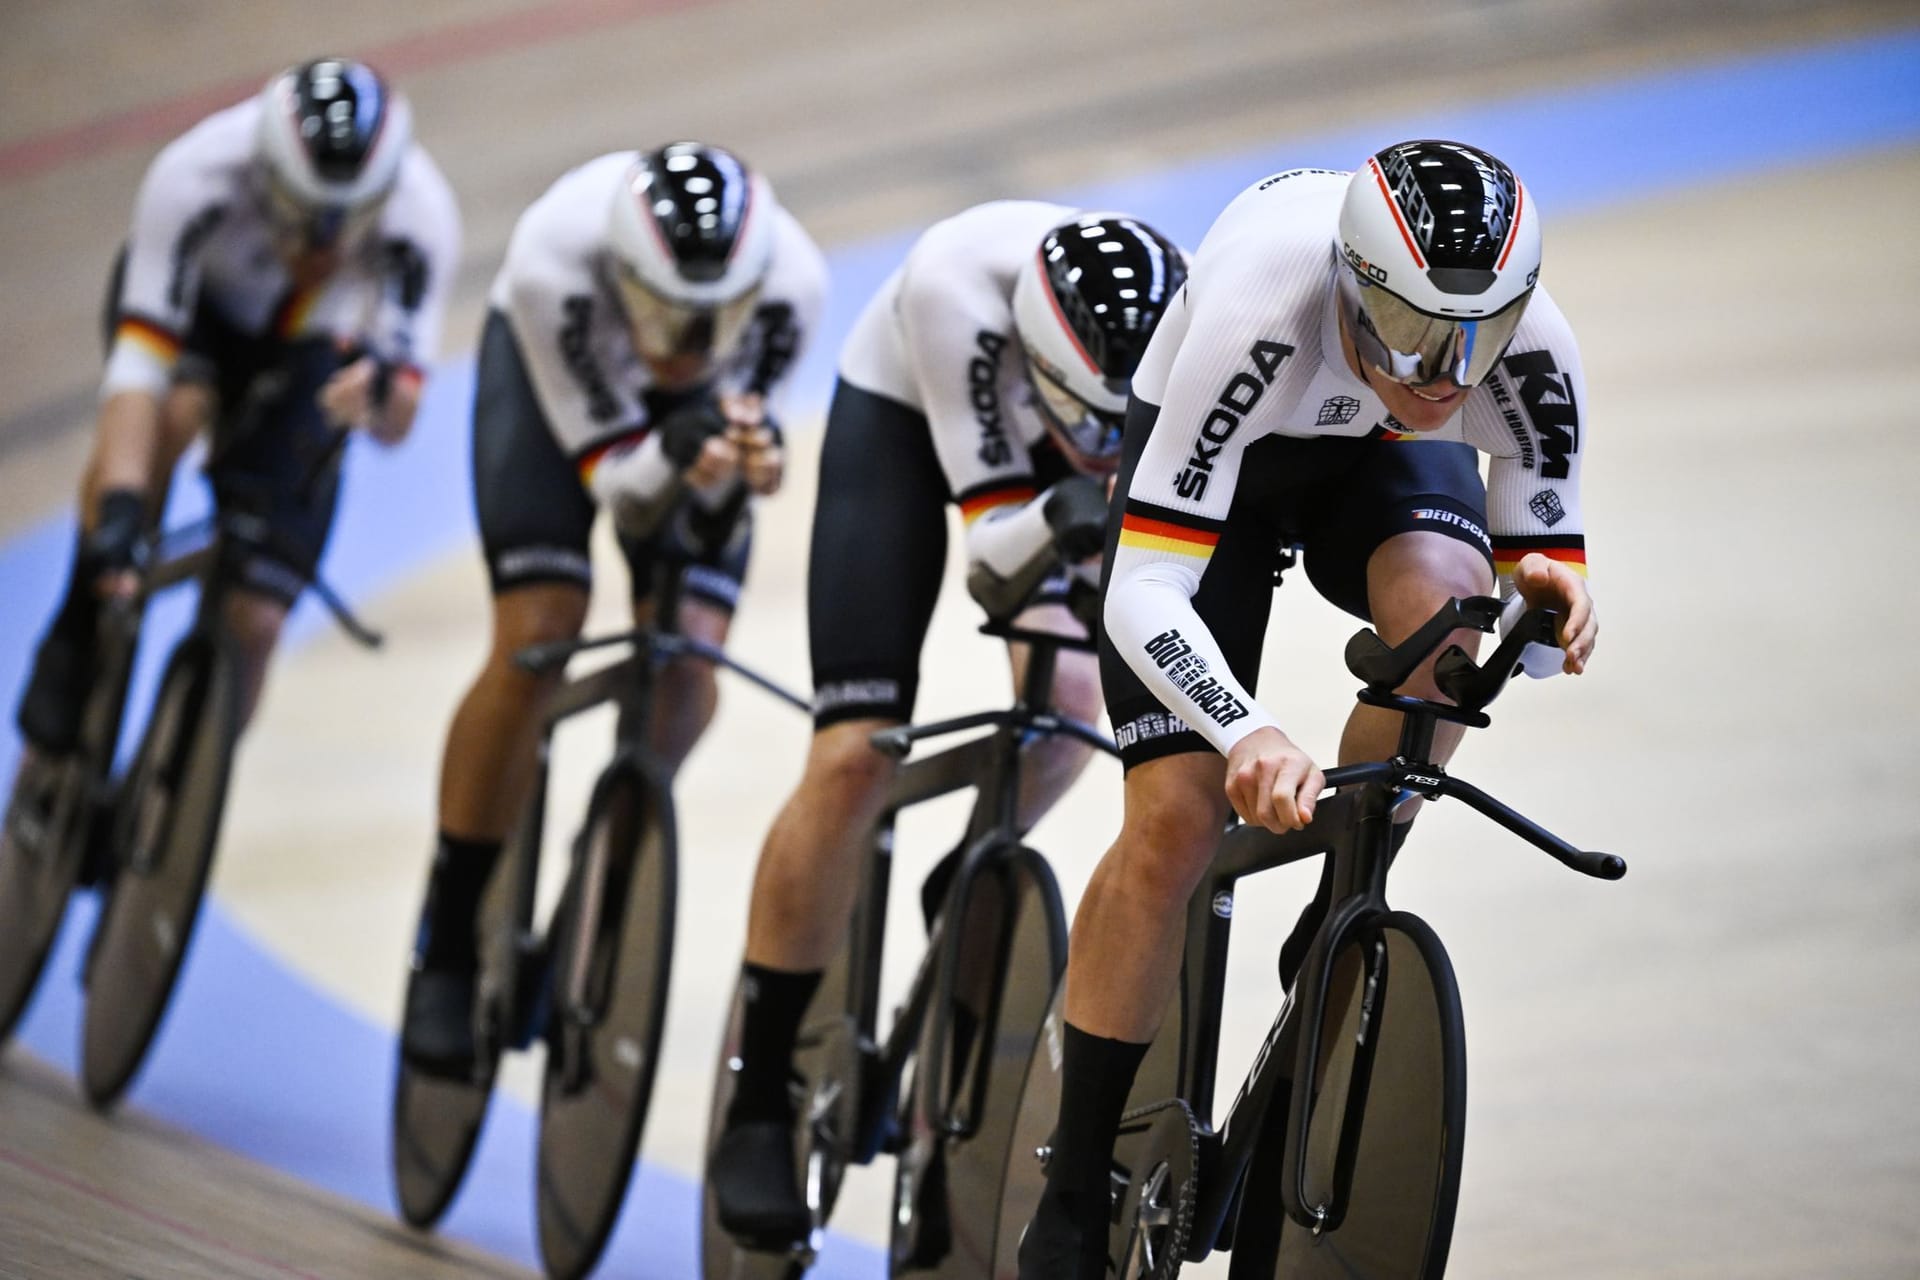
[1062, 752, 1228, 1040]
[1337, 530, 1493, 771]
[221, 591, 288, 729]
[1005, 599, 1102, 828]
[630, 593, 729, 776]
[743, 717, 899, 971]
[437, 582, 590, 840]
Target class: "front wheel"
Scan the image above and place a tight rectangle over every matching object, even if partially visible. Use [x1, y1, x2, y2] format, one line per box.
[535, 757, 677, 1280]
[891, 844, 1065, 1277]
[78, 634, 241, 1109]
[1231, 911, 1465, 1280]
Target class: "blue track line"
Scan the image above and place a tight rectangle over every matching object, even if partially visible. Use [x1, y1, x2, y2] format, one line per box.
[1, 27, 1915, 1277]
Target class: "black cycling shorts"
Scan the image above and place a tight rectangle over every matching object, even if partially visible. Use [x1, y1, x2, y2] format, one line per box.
[103, 247, 346, 608]
[1099, 397, 1493, 770]
[470, 311, 750, 612]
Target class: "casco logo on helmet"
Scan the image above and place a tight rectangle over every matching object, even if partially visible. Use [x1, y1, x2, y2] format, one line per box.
[1343, 245, 1389, 286]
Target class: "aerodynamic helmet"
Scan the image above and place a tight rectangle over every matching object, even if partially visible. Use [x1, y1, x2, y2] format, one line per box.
[1012, 212, 1187, 473]
[1337, 139, 1540, 389]
[605, 141, 774, 368]
[254, 58, 409, 252]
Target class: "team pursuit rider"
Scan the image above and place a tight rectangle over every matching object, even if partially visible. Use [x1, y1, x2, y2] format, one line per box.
[9, 57, 459, 840]
[400, 142, 828, 1075]
[708, 199, 1189, 1247]
[1017, 140, 1599, 1277]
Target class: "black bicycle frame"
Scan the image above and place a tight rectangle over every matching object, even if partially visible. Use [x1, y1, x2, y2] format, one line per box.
[1129, 598, 1625, 1260]
[840, 625, 1116, 1158]
[502, 580, 812, 1052]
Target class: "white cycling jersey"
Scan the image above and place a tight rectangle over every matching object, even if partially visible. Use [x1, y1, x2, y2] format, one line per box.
[100, 97, 461, 399]
[1107, 168, 1591, 754]
[839, 199, 1083, 584]
[488, 151, 827, 499]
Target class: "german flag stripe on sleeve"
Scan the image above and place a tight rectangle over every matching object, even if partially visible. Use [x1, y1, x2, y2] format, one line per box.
[957, 481, 1037, 526]
[1118, 500, 1221, 558]
[1493, 537, 1587, 577]
[576, 427, 649, 487]
[116, 315, 182, 362]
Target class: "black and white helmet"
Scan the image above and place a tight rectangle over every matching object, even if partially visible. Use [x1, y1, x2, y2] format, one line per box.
[1337, 139, 1540, 389]
[254, 58, 410, 251]
[605, 141, 774, 367]
[1012, 212, 1187, 473]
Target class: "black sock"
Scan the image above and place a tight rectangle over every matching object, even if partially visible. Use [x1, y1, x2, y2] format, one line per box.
[1043, 1023, 1150, 1236]
[727, 962, 823, 1126]
[417, 832, 504, 970]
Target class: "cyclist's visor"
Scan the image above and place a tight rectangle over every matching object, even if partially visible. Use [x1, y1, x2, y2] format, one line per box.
[611, 262, 762, 365]
[1029, 362, 1125, 475]
[257, 164, 387, 254]
[1348, 276, 1532, 389]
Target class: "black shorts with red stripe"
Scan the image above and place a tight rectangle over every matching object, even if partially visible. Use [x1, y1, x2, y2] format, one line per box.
[1098, 397, 1494, 770]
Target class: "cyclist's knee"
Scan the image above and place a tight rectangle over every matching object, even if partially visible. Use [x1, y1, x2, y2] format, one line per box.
[1048, 650, 1103, 726]
[224, 591, 288, 665]
[1367, 532, 1493, 644]
[1108, 760, 1229, 905]
[487, 584, 589, 673]
[802, 719, 898, 809]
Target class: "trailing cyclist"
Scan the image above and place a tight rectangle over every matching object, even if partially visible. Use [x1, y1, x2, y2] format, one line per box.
[706, 200, 1189, 1248]
[399, 141, 828, 1076]
[8, 56, 459, 857]
[1015, 141, 1601, 1277]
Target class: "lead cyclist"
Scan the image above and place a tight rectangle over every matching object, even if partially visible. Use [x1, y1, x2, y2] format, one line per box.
[1018, 141, 1600, 1277]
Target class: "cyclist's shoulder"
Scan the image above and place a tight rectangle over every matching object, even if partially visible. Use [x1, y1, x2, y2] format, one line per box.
[382, 145, 462, 241]
[901, 199, 1073, 296]
[1195, 168, 1348, 267]
[136, 98, 256, 216]
[497, 154, 631, 298]
[1504, 284, 1582, 365]
[762, 201, 829, 307]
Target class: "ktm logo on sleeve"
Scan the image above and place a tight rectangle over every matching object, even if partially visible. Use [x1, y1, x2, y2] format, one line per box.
[1502, 350, 1579, 480]
[1173, 339, 1294, 501]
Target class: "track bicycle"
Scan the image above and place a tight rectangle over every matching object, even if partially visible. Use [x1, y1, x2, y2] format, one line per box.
[0, 365, 379, 1109]
[391, 575, 811, 1280]
[701, 618, 1119, 1279]
[992, 596, 1626, 1278]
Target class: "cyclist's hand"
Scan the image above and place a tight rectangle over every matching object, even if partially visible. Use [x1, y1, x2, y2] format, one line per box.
[85, 488, 147, 601]
[319, 355, 380, 433]
[371, 366, 423, 445]
[1042, 475, 1109, 563]
[1224, 727, 1325, 833]
[722, 393, 784, 496]
[657, 401, 737, 489]
[1513, 552, 1596, 675]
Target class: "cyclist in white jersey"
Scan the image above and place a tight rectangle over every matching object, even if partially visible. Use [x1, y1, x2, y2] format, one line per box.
[12, 57, 458, 775]
[1018, 141, 1600, 1277]
[708, 200, 1189, 1247]
[400, 142, 828, 1074]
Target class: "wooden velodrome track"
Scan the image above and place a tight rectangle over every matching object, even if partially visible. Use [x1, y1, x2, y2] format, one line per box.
[3, 1, 1919, 1276]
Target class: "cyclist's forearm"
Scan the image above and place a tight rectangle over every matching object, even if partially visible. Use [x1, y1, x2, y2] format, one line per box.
[83, 391, 164, 525]
[964, 495, 1055, 619]
[1104, 560, 1279, 754]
